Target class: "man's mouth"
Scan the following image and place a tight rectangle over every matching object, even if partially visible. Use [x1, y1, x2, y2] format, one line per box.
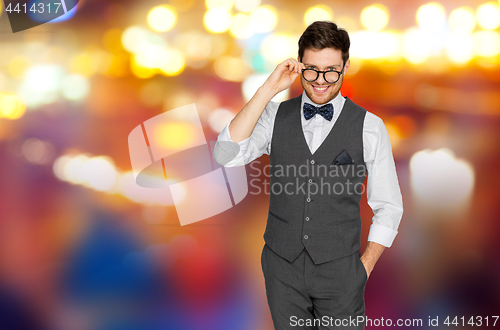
[312, 85, 330, 93]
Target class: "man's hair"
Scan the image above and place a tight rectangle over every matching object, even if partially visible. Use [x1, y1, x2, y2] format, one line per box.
[298, 21, 350, 65]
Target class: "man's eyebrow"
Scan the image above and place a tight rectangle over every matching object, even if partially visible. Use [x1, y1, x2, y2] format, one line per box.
[303, 63, 342, 68]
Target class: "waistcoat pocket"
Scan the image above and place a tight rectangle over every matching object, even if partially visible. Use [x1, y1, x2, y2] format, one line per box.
[269, 210, 289, 223]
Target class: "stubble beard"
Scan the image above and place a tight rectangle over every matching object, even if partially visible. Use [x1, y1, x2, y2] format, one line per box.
[301, 76, 344, 105]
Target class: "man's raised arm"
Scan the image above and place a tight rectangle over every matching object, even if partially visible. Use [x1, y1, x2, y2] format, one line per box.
[214, 58, 305, 166]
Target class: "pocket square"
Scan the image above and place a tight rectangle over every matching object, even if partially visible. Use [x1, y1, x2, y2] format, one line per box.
[332, 150, 354, 165]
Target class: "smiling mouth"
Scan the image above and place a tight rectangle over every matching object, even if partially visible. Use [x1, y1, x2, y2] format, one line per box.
[312, 85, 330, 93]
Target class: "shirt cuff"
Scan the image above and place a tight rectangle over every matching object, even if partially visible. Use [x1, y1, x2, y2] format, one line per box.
[213, 123, 251, 167]
[367, 223, 398, 248]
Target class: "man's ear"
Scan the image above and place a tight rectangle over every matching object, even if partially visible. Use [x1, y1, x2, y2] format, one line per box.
[343, 59, 350, 74]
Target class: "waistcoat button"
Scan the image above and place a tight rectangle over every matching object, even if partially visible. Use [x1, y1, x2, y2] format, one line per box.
[305, 217, 310, 221]
[310, 160, 315, 164]
[304, 235, 309, 239]
[306, 198, 311, 202]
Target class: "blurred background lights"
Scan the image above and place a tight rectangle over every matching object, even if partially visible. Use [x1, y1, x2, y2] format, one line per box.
[242, 74, 289, 103]
[445, 33, 474, 64]
[304, 5, 333, 26]
[230, 13, 254, 39]
[122, 26, 151, 53]
[147, 5, 177, 32]
[403, 27, 431, 64]
[61, 74, 90, 101]
[410, 148, 475, 208]
[214, 55, 252, 82]
[0, 93, 26, 119]
[448, 7, 476, 33]
[159, 49, 186, 76]
[18, 64, 65, 107]
[350, 31, 400, 59]
[63, 154, 91, 185]
[21, 138, 56, 165]
[8, 56, 30, 79]
[260, 33, 297, 64]
[234, 0, 260, 12]
[208, 108, 235, 133]
[416, 2, 447, 32]
[205, 0, 233, 11]
[121, 26, 166, 54]
[473, 31, 500, 57]
[82, 156, 118, 192]
[53, 155, 174, 205]
[360, 4, 390, 32]
[134, 44, 169, 69]
[154, 122, 197, 150]
[204, 8, 232, 33]
[249, 5, 278, 33]
[179, 32, 212, 62]
[476, 2, 500, 30]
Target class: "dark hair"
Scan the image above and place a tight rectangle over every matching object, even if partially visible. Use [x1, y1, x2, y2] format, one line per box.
[298, 21, 350, 65]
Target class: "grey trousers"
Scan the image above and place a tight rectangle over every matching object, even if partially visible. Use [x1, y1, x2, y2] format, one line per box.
[261, 244, 367, 330]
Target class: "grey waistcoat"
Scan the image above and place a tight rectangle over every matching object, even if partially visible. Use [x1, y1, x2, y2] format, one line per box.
[263, 94, 367, 265]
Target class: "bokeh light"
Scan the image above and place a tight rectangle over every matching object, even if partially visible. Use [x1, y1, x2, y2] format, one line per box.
[208, 108, 235, 133]
[445, 32, 474, 64]
[204, 8, 232, 33]
[155, 122, 198, 150]
[214, 55, 252, 81]
[304, 5, 333, 26]
[234, 0, 260, 12]
[249, 5, 278, 33]
[360, 4, 389, 32]
[230, 13, 254, 39]
[61, 74, 91, 101]
[242, 73, 289, 103]
[206, 0, 233, 11]
[410, 148, 475, 209]
[448, 7, 476, 33]
[403, 27, 431, 64]
[473, 30, 500, 57]
[260, 33, 297, 64]
[350, 31, 400, 59]
[0, 93, 26, 119]
[476, 2, 500, 30]
[159, 49, 186, 76]
[416, 2, 447, 32]
[147, 5, 177, 32]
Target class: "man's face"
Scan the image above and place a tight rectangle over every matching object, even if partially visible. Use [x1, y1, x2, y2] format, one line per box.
[299, 47, 350, 105]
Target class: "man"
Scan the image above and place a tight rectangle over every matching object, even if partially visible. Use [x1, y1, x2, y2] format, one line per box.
[213, 21, 403, 329]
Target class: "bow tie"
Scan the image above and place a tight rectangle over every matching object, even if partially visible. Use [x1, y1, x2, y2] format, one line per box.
[303, 102, 334, 121]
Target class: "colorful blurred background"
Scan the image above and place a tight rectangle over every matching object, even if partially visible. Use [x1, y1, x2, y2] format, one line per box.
[1, 0, 500, 329]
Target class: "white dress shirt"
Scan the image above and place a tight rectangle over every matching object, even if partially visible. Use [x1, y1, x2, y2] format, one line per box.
[214, 90, 403, 248]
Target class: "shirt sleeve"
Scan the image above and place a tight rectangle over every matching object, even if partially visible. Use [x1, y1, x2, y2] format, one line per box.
[213, 100, 279, 167]
[363, 112, 404, 248]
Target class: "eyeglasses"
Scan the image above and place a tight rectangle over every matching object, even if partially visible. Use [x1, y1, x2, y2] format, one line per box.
[301, 62, 345, 84]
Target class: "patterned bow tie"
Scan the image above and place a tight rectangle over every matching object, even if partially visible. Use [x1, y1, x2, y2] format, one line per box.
[303, 102, 334, 121]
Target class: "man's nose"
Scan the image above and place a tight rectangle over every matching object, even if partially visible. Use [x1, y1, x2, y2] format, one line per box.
[316, 73, 327, 84]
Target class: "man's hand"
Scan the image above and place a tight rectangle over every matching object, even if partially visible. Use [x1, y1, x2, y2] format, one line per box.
[227, 59, 304, 143]
[262, 58, 305, 94]
[360, 241, 386, 280]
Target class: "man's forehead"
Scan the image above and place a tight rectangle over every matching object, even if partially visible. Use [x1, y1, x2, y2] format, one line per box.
[302, 62, 343, 67]
[300, 48, 344, 67]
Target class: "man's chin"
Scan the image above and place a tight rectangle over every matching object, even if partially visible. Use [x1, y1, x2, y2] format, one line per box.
[306, 91, 332, 104]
